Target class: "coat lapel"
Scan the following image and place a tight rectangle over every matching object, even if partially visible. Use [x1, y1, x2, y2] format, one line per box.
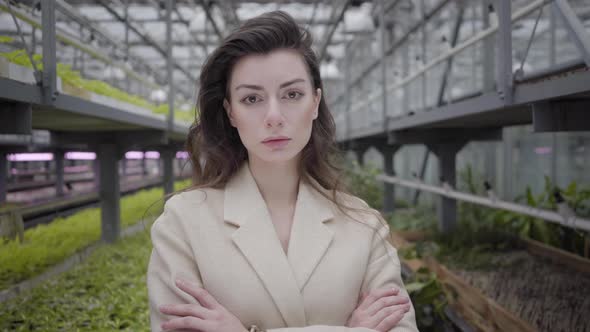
[224, 161, 334, 327]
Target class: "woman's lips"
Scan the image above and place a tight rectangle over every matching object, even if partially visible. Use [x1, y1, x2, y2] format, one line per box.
[262, 139, 291, 149]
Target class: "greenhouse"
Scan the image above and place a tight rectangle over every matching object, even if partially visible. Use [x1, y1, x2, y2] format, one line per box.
[0, 0, 589, 331]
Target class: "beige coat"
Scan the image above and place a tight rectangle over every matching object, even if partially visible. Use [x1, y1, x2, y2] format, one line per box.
[147, 161, 418, 332]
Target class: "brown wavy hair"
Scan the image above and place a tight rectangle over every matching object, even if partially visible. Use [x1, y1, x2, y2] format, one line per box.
[183, 10, 388, 235]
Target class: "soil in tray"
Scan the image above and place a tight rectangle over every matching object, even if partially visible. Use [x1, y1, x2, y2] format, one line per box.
[446, 249, 590, 332]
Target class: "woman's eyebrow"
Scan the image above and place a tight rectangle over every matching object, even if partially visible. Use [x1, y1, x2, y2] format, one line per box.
[235, 84, 263, 91]
[279, 78, 306, 88]
[234, 78, 306, 91]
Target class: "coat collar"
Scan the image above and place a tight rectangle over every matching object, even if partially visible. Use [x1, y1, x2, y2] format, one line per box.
[224, 160, 335, 327]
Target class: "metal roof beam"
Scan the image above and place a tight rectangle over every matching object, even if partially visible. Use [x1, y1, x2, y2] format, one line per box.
[141, 0, 211, 57]
[172, 6, 209, 49]
[330, 0, 451, 104]
[85, 17, 340, 26]
[96, 0, 198, 85]
[216, 0, 241, 30]
[53, 0, 164, 83]
[195, 0, 223, 40]
[317, 0, 351, 61]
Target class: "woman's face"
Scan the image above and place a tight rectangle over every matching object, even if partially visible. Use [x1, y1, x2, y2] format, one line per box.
[224, 48, 321, 164]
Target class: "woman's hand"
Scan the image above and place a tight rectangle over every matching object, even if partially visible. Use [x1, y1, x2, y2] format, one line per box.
[346, 287, 411, 332]
[159, 278, 248, 332]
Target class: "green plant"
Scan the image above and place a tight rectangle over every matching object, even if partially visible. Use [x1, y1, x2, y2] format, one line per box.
[404, 267, 449, 331]
[389, 166, 519, 270]
[456, 166, 557, 245]
[559, 181, 590, 256]
[484, 176, 590, 255]
[434, 227, 521, 271]
[342, 160, 384, 210]
[0, 36, 14, 43]
[388, 206, 437, 231]
[457, 165, 497, 226]
[0, 49, 43, 68]
[457, 165, 590, 258]
[0, 179, 191, 291]
[506, 182, 560, 246]
[0, 228, 153, 331]
[0, 49, 195, 123]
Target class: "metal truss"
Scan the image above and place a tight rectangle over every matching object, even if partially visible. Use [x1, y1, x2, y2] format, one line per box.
[4, 0, 587, 142]
[331, 0, 590, 142]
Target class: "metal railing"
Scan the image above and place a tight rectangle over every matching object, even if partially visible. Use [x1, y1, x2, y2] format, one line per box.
[376, 173, 590, 233]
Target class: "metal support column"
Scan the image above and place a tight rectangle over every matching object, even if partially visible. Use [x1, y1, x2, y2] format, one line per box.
[482, 0, 495, 92]
[121, 158, 127, 176]
[484, 141, 497, 185]
[355, 148, 365, 167]
[380, 145, 400, 215]
[0, 152, 7, 203]
[437, 4, 465, 105]
[98, 144, 120, 243]
[420, 0, 427, 110]
[402, 44, 410, 114]
[380, 0, 387, 130]
[55, 150, 64, 197]
[93, 158, 100, 188]
[44, 160, 51, 180]
[413, 149, 430, 205]
[166, 0, 175, 134]
[413, 6, 464, 204]
[124, 0, 131, 92]
[142, 152, 148, 176]
[162, 147, 174, 195]
[503, 128, 513, 200]
[549, 5, 556, 67]
[0, 102, 32, 135]
[344, 40, 352, 140]
[41, 0, 57, 104]
[428, 142, 466, 233]
[494, 0, 513, 104]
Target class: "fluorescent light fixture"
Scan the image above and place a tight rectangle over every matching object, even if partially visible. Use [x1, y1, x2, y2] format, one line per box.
[7, 153, 54, 161]
[145, 151, 160, 159]
[176, 151, 189, 159]
[125, 151, 144, 159]
[65, 152, 96, 160]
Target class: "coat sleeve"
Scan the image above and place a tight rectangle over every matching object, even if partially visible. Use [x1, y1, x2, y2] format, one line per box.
[357, 210, 419, 332]
[147, 197, 204, 332]
[267, 210, 419, 332]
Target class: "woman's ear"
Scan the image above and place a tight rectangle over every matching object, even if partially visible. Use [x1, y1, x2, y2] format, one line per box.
[313, 88, 322, 119]
[223, 98, 235, 127]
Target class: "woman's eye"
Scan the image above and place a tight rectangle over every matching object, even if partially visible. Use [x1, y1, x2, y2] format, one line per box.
[285, 91, 303, 100]
[242, 95, 260, 104]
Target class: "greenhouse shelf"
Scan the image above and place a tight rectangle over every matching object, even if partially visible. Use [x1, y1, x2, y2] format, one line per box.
[0, 57, 38, 85]
[0, 76, 190, 138]
[341, 67, 590, 142]
[386, 68, 590, 132]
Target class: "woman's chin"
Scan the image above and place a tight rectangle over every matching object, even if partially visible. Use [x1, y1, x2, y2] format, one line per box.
[250, 149, 301, 164]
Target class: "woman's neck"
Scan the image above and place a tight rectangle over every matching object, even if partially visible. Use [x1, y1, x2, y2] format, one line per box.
[248, 155, 300, 210]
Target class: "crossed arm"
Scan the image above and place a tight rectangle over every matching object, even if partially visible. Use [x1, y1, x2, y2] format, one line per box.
[147, 201, 418, 332]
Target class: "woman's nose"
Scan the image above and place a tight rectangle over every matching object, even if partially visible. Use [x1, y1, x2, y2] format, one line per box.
[264, 99, 284, 127]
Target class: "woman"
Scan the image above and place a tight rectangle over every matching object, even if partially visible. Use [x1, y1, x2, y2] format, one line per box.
[147, 10, 418, 332]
